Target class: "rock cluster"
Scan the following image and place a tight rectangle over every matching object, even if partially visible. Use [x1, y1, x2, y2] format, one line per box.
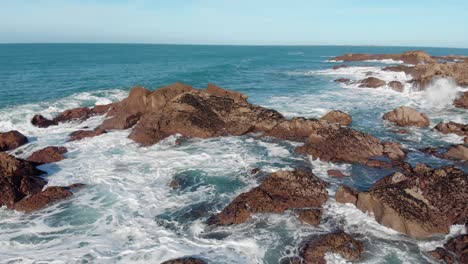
[428, 234, 467, 264]
[332, 50, 436, 65]
[336, 164, 467, 238]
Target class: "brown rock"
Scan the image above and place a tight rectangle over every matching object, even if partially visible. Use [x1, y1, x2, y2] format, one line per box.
[354, 164, 467, 238]
[320, 110, 352, 126]
[428, 247, 455, 264]
[382, 106, 430, 127]
[161, 257, 206, 264]
[388, 81, 404, 92]
[434, 121, 468, 137]
[31, 104, 114, 128]
[333, 50, 435, 65]
[327, 169, 346, 178]
[429, 234, 468, 264]
[27, 146, 68, 165]
[382, 65, 415, 75]
[443, 144, 468, 160]
[411, 63, 468, 88]
[53, 107, 93, 123]
[12, 185, 82, 213]
[296, 209, 322, 226]
[68, 129, 107, 141]
[0, 131, 28, 151]
[206, 83, 247, 103]
[453, 91, 468, 108]
[334, 78, 351, 83]
[332, 65, 349, 70]
[207, 170, 328, 225]
[358, 77, 386, 88]
[299, 231, 364, 264]
[31, 115, 58, 128]
[335, 185, 358, 205]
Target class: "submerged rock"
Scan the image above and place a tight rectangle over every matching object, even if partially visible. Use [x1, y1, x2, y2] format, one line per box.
[68, 128, 107, 141]
[0, 131, 28, 151]
[296, 208, 322, 226]
[207, 169, 328, 225]
[161, 257, 206, 264]
[336, 164, 467, 238]
[27, 146, 68, 165]
[320, 110, 352, 126]
[388, 81, 404, 92]
[334, 78, 351, 83]
[299, 231, 364, 264]
[358, 77, 386, 88]
[31, 115, 58, 128]
[454, 91, 468, 108]
[382, 106, 430, 127]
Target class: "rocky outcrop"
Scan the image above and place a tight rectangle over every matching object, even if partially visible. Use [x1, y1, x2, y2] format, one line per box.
[0, 131, 28, 151]
[161, 257, 206, 264]
[443, 144, 468, 160]
[435, 121, 468, 137]
[336, 164, 467, 238]
[382, 106, 430, 127]
[0, 153, 82, 212]
[296, 209, 322, 226]
[333, 50, 435, 65]
[207, 170, 328, 225]
[296, 127, 405, 165]
[31, 104, 114, 128]
[299, 231, 364, 264]
[411, 63, 468, 88]
[428, 234, 467, 264]
[320, 110, 352, 126]
[358, 77, 386, 88]
[27, 146, 68, 165]
[388, 81, 404, 92]
[68, 128, 107, 141]
[454, 91, 468, 108]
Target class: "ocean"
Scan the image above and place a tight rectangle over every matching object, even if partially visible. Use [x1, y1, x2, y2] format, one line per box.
[0, 44, 467, 263]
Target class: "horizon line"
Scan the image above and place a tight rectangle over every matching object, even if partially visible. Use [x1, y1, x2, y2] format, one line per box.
[0, 42, 467, 50]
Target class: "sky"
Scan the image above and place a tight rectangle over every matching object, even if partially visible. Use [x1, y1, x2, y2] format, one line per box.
[0, 0, 467, 48]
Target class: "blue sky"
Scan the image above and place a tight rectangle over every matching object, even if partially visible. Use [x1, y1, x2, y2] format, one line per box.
[1, 0, 467, 47]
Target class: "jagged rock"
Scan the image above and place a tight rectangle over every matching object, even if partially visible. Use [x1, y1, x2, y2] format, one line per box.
[161, 257, 206, 264]
[207, 170, 328, 225]
[320, 110, 352, 126]
[27, 146, 68, 165]
[382, 106, 430, 127]
[443, 144, 468, 160]
[454, 91, 468, 108]
[68, 129, 107, 141]
[335, 186, 358, 205]
[388, 81, 404, 92]
[12, 185, 83, 213]
[296, 208, 322, 226]
[0, 131, 28, 151]
[428, 234, 467, 264]
[434, 121, 468, 137]
[358, 77, 386, 88]
[350, 164, 467, 238]
[299, 231, 364, 264]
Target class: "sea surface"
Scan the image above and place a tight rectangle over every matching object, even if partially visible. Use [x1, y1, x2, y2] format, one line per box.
[0, 44, 467, 264]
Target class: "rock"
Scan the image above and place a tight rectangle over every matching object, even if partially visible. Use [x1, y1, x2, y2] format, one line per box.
[53, 107, 94, 123]
[12, 185, 75, 213]
[31, 115, 58, 128]
[428, 234, 468, 264]
[299, 231, 364, 264]
[206, 83, 248, 103]
[332, 65, 349, 70]
[98, 113, 142, 130]
[0, 131, 28, 151]
[333, 50, 435, 65]
[296, 209, 322, 226]
[334, 78, 351, 83]
[335, 185, 358, 205]
[388, 81, 405, 92]
[454, 91, 468, 108]
[207, 170, 328, 225]
[327, 169, 346, 178]
[382, 65, 415, 75]
[161, 257, 206, 264]
[443, 144, 468, 160]
[412, 63, 468, 88]
[27, 146, 68, 165]
[382, 106, 430, 127]
[320, 110, 352, 126]
[354, 164, 467, 238]
[68, 129, 107, 141]
[358, 77, 386, 88]
[296, 127, 404, 165]
[264, 118, 338, 142]
[434, 121, 468, 137]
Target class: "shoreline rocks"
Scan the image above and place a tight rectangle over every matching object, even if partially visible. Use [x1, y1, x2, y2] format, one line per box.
[0, 131, 28, 151]
[27, 146, 68, 165]
[428, 234, 467, 264]
[382, 106, 430, 127]
[332, 50, 436, 65]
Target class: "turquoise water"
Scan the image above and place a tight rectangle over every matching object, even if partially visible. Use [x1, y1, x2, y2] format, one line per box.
[0, 44, 467, 263]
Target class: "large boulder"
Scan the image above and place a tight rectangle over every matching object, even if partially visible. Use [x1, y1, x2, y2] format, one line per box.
[428, 234, 467, 264]
[336, 164, 467, 238]
[0, 131, 28, 151]
[358, 77, 386, 88]
[207, 170, 328, 225]
[12, 185, 75, 212]
[299, 231, 364, 264]
[382, 106, 430, 127]
[320, 110, 352, 126]
[27, 146, 68, 165]
[454, 91, 468, 108]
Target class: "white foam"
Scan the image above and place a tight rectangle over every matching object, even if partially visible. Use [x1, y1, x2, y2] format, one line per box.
[420, 78, 468, 108]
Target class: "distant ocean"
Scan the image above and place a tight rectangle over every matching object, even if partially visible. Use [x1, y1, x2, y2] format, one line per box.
[0, 44, 467, 263]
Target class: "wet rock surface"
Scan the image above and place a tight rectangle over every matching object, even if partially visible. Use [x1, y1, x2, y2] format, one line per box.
[0, 131, 28, 151]
[27, 146, 68, 165]
[443, 144, 468, 161]
[299, 231, 364, 264]
[207, 169, 328, 225]
[382, 106, 430, 127]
